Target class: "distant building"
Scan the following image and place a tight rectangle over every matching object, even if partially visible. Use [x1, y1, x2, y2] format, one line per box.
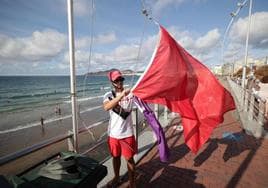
[229, 56, 268, 75]
[212, 65, 222, 75]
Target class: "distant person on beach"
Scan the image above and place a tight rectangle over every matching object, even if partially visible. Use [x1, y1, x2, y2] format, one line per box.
[103, 69, 136, 188]
[40, 116, 44, 126]
[55, 105, 61, 115]
[58, 106, 61, 115]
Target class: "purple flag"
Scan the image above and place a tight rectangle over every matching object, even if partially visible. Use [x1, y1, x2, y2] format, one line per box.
[134, 96, 169, 162]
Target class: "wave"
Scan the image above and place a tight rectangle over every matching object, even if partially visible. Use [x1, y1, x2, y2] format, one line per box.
[63, 95, 103, 103]
[0, 99, 64, 113]
[76, 88, 100, 93]
[8, 91, 68, 100]
[0, 105, 103, 134]
[77, 82, 107, 87]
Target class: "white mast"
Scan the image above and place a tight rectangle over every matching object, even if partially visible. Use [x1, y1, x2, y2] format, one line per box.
[67, 0, 78, 152]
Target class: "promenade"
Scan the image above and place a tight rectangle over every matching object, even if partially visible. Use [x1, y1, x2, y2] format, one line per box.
[117, 109, 268, 187]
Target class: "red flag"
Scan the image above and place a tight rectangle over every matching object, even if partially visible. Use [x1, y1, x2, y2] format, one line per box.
[132, 26, 236, 153]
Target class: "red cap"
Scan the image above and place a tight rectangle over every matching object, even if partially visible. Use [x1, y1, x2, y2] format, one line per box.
[107, 70, 123, 82]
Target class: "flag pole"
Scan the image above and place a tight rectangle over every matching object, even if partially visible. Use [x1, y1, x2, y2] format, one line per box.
[67, 0, 79, 153]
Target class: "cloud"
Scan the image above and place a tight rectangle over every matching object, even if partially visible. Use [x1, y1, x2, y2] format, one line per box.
[146, 0, 206, 16]
[0, 25, 220, 74]
[223, 43, 243, 61]
[76, 32, 117, 49]
[151, 0, 185, 15]
[90, 35, 158, 71]
[167, 26, 221, 58]
[195, 29, 220, 51]
[60, 38, 154, 73]
[0, 34, 24, 59]
[230, 11, 268, 49]
[0, 29, 66, 62]
[73, 26, 220, 72]
[73, 0, 94, 17]
[94, 33, 117, 45]
[22, 30, 66, 60]
[63, 50, 89, 65]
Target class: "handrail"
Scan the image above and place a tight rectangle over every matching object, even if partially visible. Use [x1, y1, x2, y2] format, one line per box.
[228, 77, 267, 122]
[0, 132, 71, 165]
[0, 118, 110, 166]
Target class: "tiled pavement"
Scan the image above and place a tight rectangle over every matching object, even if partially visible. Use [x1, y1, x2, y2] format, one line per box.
[117, 110, 268, 188]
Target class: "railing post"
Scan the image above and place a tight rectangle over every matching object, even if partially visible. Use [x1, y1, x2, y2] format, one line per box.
[67, 130, 74, 151]
[258, 99, 266, 124]
[132, 107, 138, 147]
[244, 90, 249, 112]
[154, 104, 159, 119]
[164, 106, 168, 120]
[248, 93, 255, 120]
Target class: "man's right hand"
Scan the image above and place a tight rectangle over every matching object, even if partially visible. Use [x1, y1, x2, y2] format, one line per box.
[104, 89, 130, 111]
[123, 88, 131, 96]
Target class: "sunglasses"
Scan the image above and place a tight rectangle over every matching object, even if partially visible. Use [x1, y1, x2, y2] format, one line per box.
[113, 77, 125, 83]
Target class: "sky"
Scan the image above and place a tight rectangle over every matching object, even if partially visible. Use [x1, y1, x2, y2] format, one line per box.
[0, 0, 267, 75]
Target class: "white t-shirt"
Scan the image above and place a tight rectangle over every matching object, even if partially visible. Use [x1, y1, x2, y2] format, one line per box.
[103, 91, 134, 139]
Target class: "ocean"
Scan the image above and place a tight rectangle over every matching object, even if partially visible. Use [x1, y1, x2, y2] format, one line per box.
[0, 75, 139, 134]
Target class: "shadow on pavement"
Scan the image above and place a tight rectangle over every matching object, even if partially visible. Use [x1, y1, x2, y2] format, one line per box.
[194, 130, 262, 166]
[119, 129, 204, 187]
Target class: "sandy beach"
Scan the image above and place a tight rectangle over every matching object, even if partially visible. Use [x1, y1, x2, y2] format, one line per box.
[0, 104, 109, 157]
[0, 101, 147, 175]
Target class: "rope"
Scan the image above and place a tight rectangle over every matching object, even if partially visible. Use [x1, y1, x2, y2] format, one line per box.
[78, 0, 96, 141]
[129, 0, 161, 88]
[82, 0, 95, 98]
[122, 0, 152, 113]
[129, 10, 147, 87]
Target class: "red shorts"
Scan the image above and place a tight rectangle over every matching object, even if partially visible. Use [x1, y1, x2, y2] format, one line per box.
[107, 135, 137, 159]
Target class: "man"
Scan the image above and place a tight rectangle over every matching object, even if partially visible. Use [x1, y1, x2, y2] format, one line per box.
[103, 69, 136, 188]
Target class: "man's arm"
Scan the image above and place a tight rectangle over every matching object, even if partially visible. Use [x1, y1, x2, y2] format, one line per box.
[103, 89, 130, 111]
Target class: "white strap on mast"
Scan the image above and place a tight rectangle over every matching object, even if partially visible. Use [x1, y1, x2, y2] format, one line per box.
[67, 0, 79, 153]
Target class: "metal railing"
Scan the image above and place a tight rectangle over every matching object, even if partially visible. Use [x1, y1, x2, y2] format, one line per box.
[0, 118, 109, 165]
[228, 77, 267, 127]
[0, 132, 71, 165]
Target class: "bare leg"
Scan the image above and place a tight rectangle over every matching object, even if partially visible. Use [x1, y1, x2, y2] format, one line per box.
[126, 157, 135, 188]
[110, 156, 121, 184]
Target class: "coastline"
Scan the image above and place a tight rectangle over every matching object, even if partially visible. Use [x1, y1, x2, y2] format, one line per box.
[0, 104, 109, 157]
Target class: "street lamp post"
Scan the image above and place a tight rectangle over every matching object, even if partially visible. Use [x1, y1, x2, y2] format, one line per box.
[222, 0, 247, 67]
[241, 0, 253, 89]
